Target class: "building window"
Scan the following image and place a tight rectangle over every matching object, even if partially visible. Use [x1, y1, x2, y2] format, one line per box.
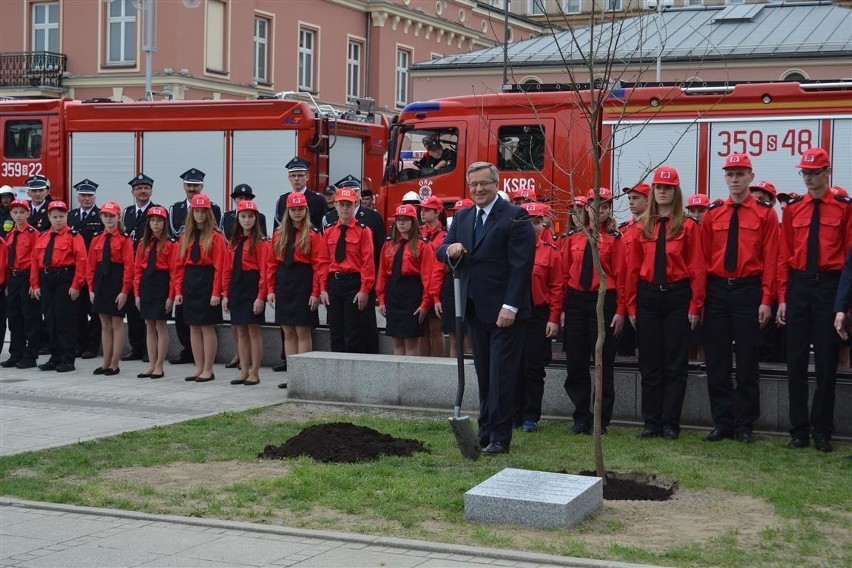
[687, 0, 703, 5]
[253, 16, 269, 83]
[607, 0, 623, 11]
[299, 27, 316, 92]
[497, 125, 545, 172]
[727, 0, 744, 4]
[206, 0, 227, 72]
[107, 0, 137, 65]
[32, 2, 59, 52]
[529, 0, 545, 15]
[562, 0, 581, 13]
[4, 120, 43, 159]
[395, 49, 410, 107]
[347, 40, 362, 100]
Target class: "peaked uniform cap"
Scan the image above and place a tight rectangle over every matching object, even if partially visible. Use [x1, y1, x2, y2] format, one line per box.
[129, 173, 154, 186]
[180, 169, 205, 183]
[334, 175, 361, 189]
[286, 157, 310, 171]
[73, 179, 98, 194]
[26, 175, 49, 189]
[230, 183, 255, 198]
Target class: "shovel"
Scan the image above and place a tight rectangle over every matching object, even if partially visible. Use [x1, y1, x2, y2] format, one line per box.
[446, 254, 481, 460]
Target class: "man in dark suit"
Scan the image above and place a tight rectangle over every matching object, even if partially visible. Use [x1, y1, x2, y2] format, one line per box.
[25, 174, 53, 233]
[221, 183, 267, 239]
[273, 157, 327, 232]
[68, 179, 104, 359]
[437, 162, 536, 455]
[168, 168, 222, 364]
[122, 173, 159, 361]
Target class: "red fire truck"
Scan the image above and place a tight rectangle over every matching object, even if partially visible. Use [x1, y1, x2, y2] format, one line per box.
[0, 97, 388, 219]
[381, 81, 852, 223]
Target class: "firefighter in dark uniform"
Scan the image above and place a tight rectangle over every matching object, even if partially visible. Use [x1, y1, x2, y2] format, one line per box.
[68, 179, 104, 359]
[221, 184, 268, 239]
[30, 200, 88, 373]
[273, 157, 327, 232]
[319, 187, 376, 353]
[122, 173, 159, 361]
[1, 200, 42, 369]
[700, 154, 779, 444]
[26, 174, 53, 234]
[0, 185, 15, 237]
[777, 148, 852, 453]
[168, 168, 222, 365]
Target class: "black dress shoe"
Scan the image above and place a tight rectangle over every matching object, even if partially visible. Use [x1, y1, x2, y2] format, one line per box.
[0, 358, 20, 368]
[663, 427, 679, 440]
[121, 351, 144, 362]
[149, 373, 165, 379]
[103, 368, 120, 376]
[184, 375, 199, 381]
[195, 374, 215, 382]
[230, 378, 246, 385]
[482, 442, 510, 455]
[638, 428, 660, 438]
[813, 436, 833, 453]
[571, 421, 591, 435]
[15, 360, 37, 369]
[703, 428, 734, 442]
[55, 363, 76, 373]
[736, 431, 755, 444]
[38, 361, 57, 371]
[277, 382, 288, 389]
[93, 367, 106, 375]
[272, 362, 287, 372]
[80, 351, 97, 360]
[787, 436, 809, 449]
[137, 372, 152, 378]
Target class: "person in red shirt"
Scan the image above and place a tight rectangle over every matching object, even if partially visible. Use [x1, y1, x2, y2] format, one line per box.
[685, 193, 710, 222]
[0, 237, 6, 359]
[173, 193, 226, 382]
[749, 181, 778, 208]
[30, 200, 88, 373]
[511, 202, 563, 433]
[561, 189, 624, 434]
[700, 154, 779, 444]
[418, 196, 447, 356]
[222, 200, 269, 385]
[777, 148, 852, 453]
[616, 183, 650, 359]
[625, 166, 706, 440]
[319, 188, 375, 353]
[133, 206, 175, 379]
[377, 204, 435, 355]
[267, 192, 328, 389]
[87, 201, 133, 376]
[1, 200, 42, 369]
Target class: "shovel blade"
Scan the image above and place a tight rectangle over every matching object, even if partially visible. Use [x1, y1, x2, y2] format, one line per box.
[449, 415, 481, 460]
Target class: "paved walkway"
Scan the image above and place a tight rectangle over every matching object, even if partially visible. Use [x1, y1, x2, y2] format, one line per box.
[0, 354, 666, 568]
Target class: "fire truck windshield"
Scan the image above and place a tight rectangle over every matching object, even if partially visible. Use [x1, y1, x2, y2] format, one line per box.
[397, 128, 458, 181]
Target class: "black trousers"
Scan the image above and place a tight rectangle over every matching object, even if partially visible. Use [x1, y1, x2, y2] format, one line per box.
[327, 277, 372, 353]
[0, 286, 5, 358]
[636, 281, 691, 433]
[6, 272, 41, 361]
[786, 273, 840, 439]
[40, 269, 80, 365]
[467, 300, 524, 446]
[513, 305, 550, 423]
[124, 290, 146, 353]
[174, 304, 192, 355]
[563, 289, 617, 428]
[75, 283, 101, 354]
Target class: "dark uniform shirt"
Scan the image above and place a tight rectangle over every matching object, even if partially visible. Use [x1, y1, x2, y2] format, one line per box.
[28, 198, 53, 233]
[123, 202, 160, 248]
[68, 206, 104, 250]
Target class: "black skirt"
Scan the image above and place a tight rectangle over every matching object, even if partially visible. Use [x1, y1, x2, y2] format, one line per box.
[385, 275, 425, 339]
[439, 269, 467, 334]
[139, 269, 171, 321]
[92, 262, 126, 317]
[229, 269, 264, 325]
[275, 262, 314, 327]
[183, 265, 221, 326]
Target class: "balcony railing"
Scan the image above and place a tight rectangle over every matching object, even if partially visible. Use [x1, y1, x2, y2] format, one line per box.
[0, 51, 67, 89]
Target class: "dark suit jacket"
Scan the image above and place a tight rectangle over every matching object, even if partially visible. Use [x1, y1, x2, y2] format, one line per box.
[123, 202, 159, 247]
[68, 206, 104, 250]
[437, 198, 535, 324]
[28, 198, 53, 233]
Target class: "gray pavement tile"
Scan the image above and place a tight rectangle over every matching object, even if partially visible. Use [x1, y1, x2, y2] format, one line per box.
[0, 534, 53, 558]
[92, 525, 225, 555]
[11, 542, 161, 567]
[2, 515, 113, 542]
[177, 535, 310, 566]
[0, 509, 44, 530]
[417, 560, 495, 568]
[289, 547, 425, 568]
[137, 557, 251, 568]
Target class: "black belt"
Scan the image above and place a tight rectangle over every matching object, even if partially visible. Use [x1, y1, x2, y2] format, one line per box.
[42, 266, 74, 274]
[709, 275, 761, 287]
[640, 278, 690, 292]
[790, 269, 841, 281]
[11, 269, 30, 276]
[331, 272, 360, 280]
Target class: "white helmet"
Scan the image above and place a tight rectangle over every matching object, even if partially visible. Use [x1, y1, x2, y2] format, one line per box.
[497, 190, 510, 201]
[0, 185, 14, 196]
[402, 191, 421, 204]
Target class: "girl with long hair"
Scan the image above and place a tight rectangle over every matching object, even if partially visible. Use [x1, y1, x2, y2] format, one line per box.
[377, 204, 435, 355]
[87, 201, 133, 376]
[418, 196, 447, 356]
[133, 206, 174, 379]
[173, 193, 226, 383]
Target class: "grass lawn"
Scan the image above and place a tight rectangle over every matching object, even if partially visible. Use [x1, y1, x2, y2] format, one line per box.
[0, 402, 849, 568]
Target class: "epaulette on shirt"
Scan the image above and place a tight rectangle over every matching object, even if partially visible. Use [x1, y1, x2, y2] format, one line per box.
[787, 195, 805, 206]
[707, 200, 724, 210]
[358, 222, 367, 229]
[835, 195, 852, 205]
[566, 227, 581, 236]
[385, 235, 394, 241]
[310, 226, 320, 233]
[70, 229, 79, 235]
[756, 199, 774, 208]
[609, 229, 622, 238]
[420, 236, 431, 244]
[169, 237, 177, 243]
[543, 241, 558, 250]
[618, 220, 630, 229]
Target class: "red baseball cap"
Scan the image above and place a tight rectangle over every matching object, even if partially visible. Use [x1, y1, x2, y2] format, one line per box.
[451, 198, 474, 211]
[797, 148, 830, 170]
[394, 204, 418, 219]
[749, 181, 777, 198]
[419, 196, 444, 211]
[723, 153, 753, 170]
[777, 191, 800, 202]
[652, 166, 680, 187]
[586, 187, 613, 202]
[47, 200, 67, 212]
[286, 192, 308, 208]
[686, 194, 710, 209]
[190, 194, 212, 209]
[237, 200, 259, 213]
[623, 183, 650, 197]
[99, 201, 122, 216]
[9, 199, 30, 212]
[147, 206, 168, 219]
[335, 188, 358, 203]
[521, 202, 551, 217]
[571, 196, 588, 207]
[512, 188, 537, 201]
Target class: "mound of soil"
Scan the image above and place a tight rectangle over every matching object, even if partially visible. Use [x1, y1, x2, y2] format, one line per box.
[570, 471, 677, 501]
[258, 422, 428, 463]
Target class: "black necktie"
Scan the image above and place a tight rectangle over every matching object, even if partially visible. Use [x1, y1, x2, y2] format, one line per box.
[335, 225, 348, 263]
[9, 231, 18, 270]
[579, 238, 593, 291]
[284, 228, 296, 266]
[391, 240, 407, 281]
[474, 208, 485, 242]
[101, 232, 112, 276]
[653, 217, 668, 285]
[190, 230, 201, 263]
[724, 204, 740, 273]
[806, 199, 821, 276]
[43, 232, 57, 266]
[136, 208, 143, 224]
[80, 210, 87, 222]
[233, 236, 246, 281]
[145, 239, 158, 276]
